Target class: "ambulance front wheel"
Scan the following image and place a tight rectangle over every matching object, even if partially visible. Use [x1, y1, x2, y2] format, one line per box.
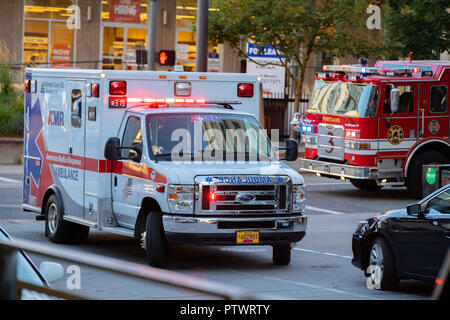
[272, 245, 291, 265]
[145, 212, 170, 268]
[45, 194, 89, 244]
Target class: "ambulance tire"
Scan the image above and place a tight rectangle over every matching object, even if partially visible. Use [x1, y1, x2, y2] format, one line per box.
[272, 245, 291, 265]
[406, 151, 449, 199]
[349, 179, 382, 191]
[145, 212, 170, 268]
[45, 194, 89, 244]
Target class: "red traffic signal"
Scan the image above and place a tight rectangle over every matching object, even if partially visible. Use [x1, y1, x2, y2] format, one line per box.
[158, 50, 175, 66]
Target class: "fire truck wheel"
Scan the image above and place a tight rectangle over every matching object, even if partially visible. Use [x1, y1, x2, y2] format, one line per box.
[145, 212, 170, 268]
[45, 194, 89, 244]
[406, 151, 449, 199]
[349, 179, 382, 191]
[272, 245, 291, 265]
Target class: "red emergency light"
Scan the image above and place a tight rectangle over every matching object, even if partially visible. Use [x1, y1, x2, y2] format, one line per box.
[238, 83, 254, 97]
[109, 81, 127, 95]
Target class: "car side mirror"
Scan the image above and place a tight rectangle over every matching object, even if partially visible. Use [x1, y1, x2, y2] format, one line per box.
[406, 203, 422, 216]
[390, 88, 400, 114]
[104, 137, 142, 163]
[281, 139, 298, 161]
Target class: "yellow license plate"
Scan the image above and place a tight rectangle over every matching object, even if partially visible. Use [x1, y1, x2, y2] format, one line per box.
[236, 231, 259, 244]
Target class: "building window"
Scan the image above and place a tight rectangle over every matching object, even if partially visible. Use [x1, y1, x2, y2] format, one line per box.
[101, 1, 149, 70]
[176, 0, 219, 72]
[24, 0, 75, 67]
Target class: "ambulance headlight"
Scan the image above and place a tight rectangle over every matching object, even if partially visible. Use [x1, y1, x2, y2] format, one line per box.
[168, 185, 194, 214]
[292, 185, 306, 212]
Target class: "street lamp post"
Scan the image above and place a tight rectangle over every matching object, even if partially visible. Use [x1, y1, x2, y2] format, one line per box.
[195, 0, 209, 72]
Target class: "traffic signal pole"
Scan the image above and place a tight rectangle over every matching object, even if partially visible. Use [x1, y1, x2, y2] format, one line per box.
[148, 0, 158, 71]
[195, 0, 209, 72]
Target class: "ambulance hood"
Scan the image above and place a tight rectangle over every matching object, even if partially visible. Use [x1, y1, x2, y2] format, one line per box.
[156, 161, 304, 185]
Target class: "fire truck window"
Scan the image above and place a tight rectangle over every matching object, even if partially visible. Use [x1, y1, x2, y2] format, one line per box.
[71, 89, 82, 128]
[122, 116, 142, 158]
[383, 86, 391, 113]
[430, 86, 448, 113]
[397, 86, 414, 113]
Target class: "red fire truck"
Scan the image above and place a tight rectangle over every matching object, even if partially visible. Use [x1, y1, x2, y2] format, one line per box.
[298, 60, 450, 198]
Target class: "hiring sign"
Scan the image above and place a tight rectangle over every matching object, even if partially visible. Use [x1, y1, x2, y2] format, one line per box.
[109, 0, 141, 23]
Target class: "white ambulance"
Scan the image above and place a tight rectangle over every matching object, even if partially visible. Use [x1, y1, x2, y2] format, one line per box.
[22, 68, 307, 267]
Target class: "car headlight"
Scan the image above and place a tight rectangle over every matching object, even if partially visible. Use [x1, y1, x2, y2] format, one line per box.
[168, 185, 194, 214]
[355, 220, 368, 233]
[292, 184, 306, 212]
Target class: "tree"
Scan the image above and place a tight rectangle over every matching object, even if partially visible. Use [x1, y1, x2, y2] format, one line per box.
[383, 0, 450, 60]
[208, 0, 382, 121]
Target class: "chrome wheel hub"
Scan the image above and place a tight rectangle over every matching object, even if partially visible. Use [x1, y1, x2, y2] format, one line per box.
[47, 203, 58, 234]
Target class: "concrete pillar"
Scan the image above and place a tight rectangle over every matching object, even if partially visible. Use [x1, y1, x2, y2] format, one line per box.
[155, 0, 176, 71]
[75, 0, 102, 69]
[0, 0, 24, 83]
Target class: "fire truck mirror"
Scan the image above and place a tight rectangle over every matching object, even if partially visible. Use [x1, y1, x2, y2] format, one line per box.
[104, 137, 122, 161]
[390, 88, 400, 114]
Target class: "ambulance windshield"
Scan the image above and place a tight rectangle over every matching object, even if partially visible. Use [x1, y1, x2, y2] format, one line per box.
[146, 112, 274, 162]
[307, 80, 380, 118]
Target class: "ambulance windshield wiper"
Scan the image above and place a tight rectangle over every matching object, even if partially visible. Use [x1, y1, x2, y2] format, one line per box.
[153, 152, 198, 162]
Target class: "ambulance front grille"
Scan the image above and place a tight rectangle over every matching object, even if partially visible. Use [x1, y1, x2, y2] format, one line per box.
[195, 176, 291, 215]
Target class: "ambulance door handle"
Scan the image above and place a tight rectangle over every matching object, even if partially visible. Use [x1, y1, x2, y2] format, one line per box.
[114, 176, 117, 187]
[68, 146, 73, 154]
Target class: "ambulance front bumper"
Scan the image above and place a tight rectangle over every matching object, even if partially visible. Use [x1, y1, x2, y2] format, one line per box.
[299, 158, 380, 179]
[162, 214, 307, 245]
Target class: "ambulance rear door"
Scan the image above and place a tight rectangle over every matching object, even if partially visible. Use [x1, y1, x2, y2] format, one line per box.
[59, 79, 86, 219]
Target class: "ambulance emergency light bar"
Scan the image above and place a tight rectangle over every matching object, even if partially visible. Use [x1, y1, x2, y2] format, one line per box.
[109, 96, 242, 109]
[319, 65, 433, 78]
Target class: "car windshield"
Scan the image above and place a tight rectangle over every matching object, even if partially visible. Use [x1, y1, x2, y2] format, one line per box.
[0, 229, 45, 286]
[146, 112, 274, 162]
[307, 80, 380, 118]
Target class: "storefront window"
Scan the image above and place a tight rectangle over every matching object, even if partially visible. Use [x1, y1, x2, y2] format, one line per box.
[25, 0, 74, 20]
[24, 20, 49, 65]
[176, 0, 219, 72]
[101, 1, 149, 70]
[24, 0, 75, 67]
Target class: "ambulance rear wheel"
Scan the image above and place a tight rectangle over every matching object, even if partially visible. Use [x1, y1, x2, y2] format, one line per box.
[145, 212, 170, 268]
[350, 179, 382, 191]
[406, 151, 449, 199]
[45, 194, 89, 244]
[272, 245, 291, 265]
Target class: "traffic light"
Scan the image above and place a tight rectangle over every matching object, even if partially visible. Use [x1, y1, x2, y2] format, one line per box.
[158, 50, 175, 66]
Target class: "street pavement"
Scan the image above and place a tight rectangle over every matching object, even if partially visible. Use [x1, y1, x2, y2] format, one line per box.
[0, 164, 434, 300]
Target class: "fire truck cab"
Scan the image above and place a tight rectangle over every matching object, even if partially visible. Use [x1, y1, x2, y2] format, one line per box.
[299, 60, 450, 198]
[23, 68, 307, 268]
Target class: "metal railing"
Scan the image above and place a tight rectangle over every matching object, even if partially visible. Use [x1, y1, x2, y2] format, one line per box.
[0, 237, 259, 300]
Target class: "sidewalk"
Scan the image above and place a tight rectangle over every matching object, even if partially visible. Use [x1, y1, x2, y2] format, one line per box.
[0, 164, 22, 176]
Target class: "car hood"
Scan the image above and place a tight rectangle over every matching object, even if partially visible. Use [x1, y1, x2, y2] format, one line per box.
[153, 161, 304, 185]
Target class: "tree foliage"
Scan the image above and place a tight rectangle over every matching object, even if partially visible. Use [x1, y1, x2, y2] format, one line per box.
[383, 0, 450, 60]
[209, 0, 382, 115]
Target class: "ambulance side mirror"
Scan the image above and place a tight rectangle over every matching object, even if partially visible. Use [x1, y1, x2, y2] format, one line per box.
[281, 139, 298, 161]
[104, 137, 122, 161]
[390, 88, 400, 114]
[104, 137, 142, 163]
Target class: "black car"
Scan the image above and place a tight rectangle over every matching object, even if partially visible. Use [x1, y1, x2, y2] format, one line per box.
[352, 184, 450, 290]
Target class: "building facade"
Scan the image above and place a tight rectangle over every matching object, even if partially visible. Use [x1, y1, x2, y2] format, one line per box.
[1, 0, 240, 74]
